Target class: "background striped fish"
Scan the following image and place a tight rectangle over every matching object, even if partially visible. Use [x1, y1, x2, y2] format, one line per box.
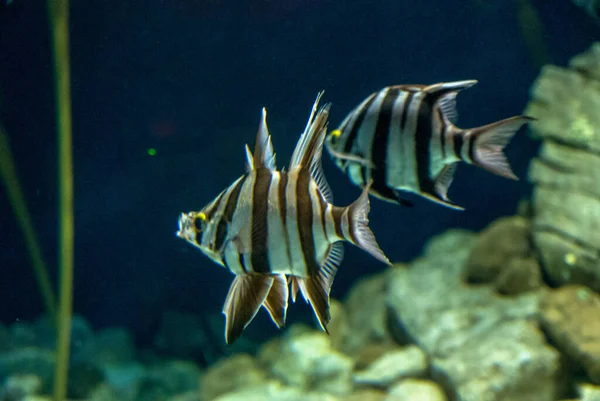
[177, 93, 390, 344]
[324, 80, 533, 210]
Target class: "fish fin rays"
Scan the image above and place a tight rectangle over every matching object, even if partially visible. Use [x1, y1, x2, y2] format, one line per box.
[423, 80, 477, 123]
[289, 91, 334, 202]
[438, 92, 459, 124]
[420, 191, 465, 211]
[433, 163, 458, 202]
[262, 274, 289, 329]
[470, 116, 533, 180]
[248, 107, 277, 171]
[222, 274, 275, 344]
[347, 182, 391, 265]
[423, 80, 477, 96]
[289, 242, 344, 333]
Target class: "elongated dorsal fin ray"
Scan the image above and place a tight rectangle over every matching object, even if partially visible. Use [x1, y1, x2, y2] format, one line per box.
[423, 80, 477, 95]
[244, 144, 254, 172]
[250, 107, 276, 171]
[289, 91, 333, 202]
[222, 274, 274, 344]
[262, 274, 289, 328]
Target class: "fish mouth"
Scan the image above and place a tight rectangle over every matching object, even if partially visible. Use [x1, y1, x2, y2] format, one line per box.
[176, 213, 189, 238]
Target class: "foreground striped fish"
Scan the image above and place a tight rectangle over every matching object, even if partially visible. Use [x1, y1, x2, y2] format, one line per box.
[177, 93, 390, 344]
[324, 80, 533, 210]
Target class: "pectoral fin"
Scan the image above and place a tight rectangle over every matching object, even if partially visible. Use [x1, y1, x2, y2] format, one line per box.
[222, 274, 274, 344]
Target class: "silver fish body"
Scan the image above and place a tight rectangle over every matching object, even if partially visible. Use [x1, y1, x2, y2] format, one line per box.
[177, 93, 390, 343]
[324, 80, 533, 210]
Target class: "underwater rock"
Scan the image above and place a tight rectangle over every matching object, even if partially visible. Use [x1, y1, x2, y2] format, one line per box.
[201, 354, 268, 401]
[464, 216, 532, 282]
[463, 216, 542, 294]
[266, 327, 354, 397]
[577, 382, 600, 400]
[327, 299, 350, 352]
[211, 381, 339, 401]
[385, 379, 447, 401]
[525, 42, 600, 291]
[1, 374, 42, 398]
[0, 348, 55, 394]
[539, 285, 600, 384]
[102, 362, 145, 401]
[135, 360, 201, 401]
[344, 388, 387, 401]
[68, 361, 106, 399]
[341, 271, 395, 356]
[353, 345, 427, 388]
[387, 230, 560, 401]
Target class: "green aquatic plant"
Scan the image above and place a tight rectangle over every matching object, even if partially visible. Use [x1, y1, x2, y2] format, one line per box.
[47, 0, 75, 400]
[0, 126, 57, 319]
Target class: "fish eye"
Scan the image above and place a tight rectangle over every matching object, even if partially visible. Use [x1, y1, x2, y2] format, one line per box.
[329, 130, 341, 145]
[194, 212, 207, 231]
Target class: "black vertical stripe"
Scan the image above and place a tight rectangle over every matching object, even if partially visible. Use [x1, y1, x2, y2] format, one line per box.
[346, 208, 359, 245]
[331, 207, 344, 239]
[371, 89, 399, 194]
[414, 95, 434, 192]
[467, 132, 476, 162]
[251, 169, 272, 273]
[317, 192, 328, 239]
[453, 134, 464, 160]
[296, 170, 319, 275]
[215, 176, 247, 272]
[437, 108, 447, 161]
[278, 172, 288, 231]
[343, 94, 378, 155]
[214, 178, 245, 252]
[399, 92, 414, 131]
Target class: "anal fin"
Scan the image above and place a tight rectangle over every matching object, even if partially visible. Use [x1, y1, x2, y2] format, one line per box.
[222, 274, 274, 344]
[291, 242, 344, 333]
[262, 274, 289, 328]
[433, 163, 458, 202]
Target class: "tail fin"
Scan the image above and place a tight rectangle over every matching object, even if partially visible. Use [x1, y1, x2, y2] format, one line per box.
[469, 116, 534, 180]
[345, 182, 391, 265]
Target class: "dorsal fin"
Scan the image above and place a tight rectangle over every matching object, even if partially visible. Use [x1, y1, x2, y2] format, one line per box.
[289, 91, 333, 202]
[247, 107, 276, 171]
[422, 80, 477, 125]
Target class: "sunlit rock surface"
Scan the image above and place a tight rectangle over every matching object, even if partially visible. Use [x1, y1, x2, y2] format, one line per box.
[525, 42, 600, 292]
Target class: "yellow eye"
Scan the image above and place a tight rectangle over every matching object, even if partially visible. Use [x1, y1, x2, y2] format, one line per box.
[330, 129, 341, 138]
[194, 212, 207, 231]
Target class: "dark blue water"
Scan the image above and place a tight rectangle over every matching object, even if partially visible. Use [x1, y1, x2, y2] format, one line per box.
[0, 0, 598, 344]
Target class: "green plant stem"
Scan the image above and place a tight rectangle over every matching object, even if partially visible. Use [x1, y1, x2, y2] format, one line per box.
[48, 0, 74, 400]
[0, 127, 56, 319]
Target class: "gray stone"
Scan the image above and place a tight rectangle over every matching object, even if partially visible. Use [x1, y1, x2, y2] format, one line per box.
[341, 271, 395, 355]
[201, 354, 268, 401]
[387, 230, 560, 401]
[211, 382, 340, 401]
[385, 379, 447, 401]
[525, 42, 600, 292]
[268, 329, 354, 397]
[353, 346, 427, 388]
[540, 286, 600, 385]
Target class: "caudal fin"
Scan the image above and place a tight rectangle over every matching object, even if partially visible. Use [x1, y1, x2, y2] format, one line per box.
[469, 116, 534, 180]
[345, 182, 391, 265]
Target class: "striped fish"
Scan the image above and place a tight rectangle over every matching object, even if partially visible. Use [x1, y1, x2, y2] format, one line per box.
[177, 92, 390, 344]
[324, 80, 534, 210]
